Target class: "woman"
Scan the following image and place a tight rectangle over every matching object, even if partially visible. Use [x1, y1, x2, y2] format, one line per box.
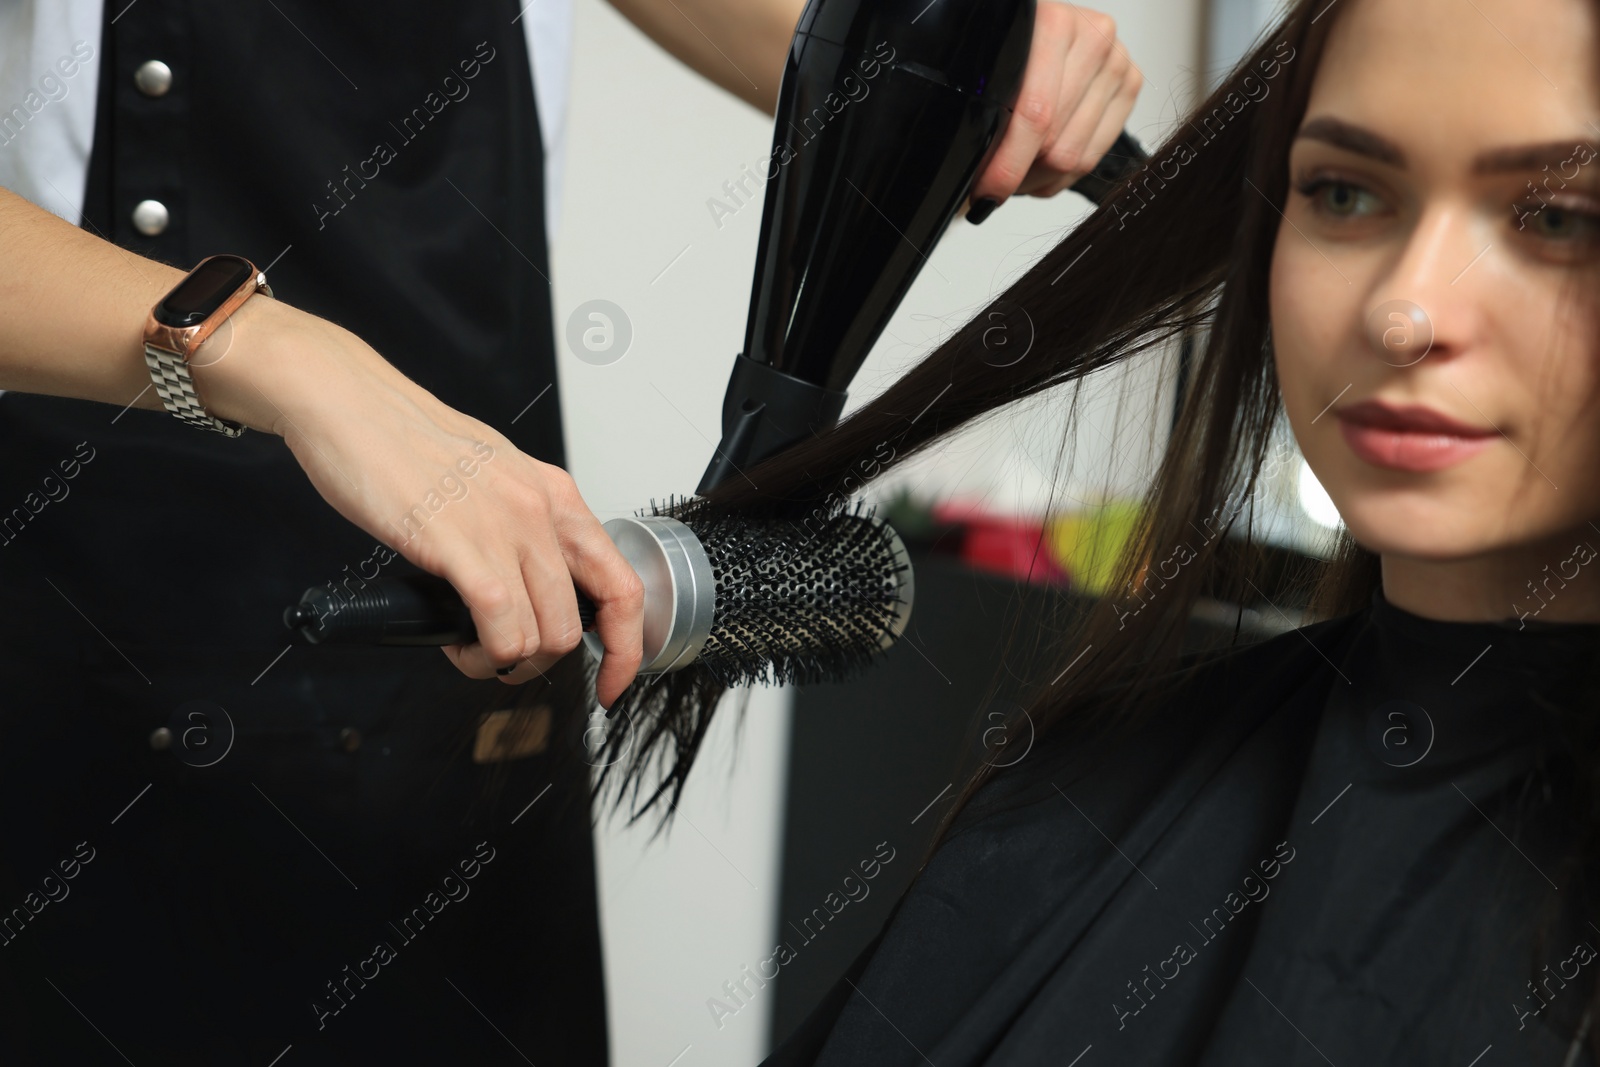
[588, 0, 1600, 1060]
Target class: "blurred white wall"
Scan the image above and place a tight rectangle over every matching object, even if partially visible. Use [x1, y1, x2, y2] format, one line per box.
[550, 2, 1203, 1063]
[1205, 0, 1291, 86]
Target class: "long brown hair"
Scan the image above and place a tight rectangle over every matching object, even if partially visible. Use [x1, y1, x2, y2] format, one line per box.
[562, 0, 1600, 1052]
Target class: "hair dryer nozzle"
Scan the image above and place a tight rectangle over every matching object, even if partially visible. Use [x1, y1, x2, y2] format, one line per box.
[697, 0, 1150, 494]
[698, 0, 1033, 493]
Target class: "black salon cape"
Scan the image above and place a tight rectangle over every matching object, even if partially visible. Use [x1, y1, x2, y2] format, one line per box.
[763, 589, 1599, 1066]
[0, 3, 605, 1065]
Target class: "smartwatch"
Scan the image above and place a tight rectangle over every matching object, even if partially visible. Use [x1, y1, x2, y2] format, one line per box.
[142, 254, 273, 437]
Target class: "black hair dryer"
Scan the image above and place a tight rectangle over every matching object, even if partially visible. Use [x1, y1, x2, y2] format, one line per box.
[697, 0, 1147, 494]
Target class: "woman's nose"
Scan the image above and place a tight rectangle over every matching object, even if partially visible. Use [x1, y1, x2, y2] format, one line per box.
[1361, 201, 1486, 368]
[1364, 298, 1434, 367]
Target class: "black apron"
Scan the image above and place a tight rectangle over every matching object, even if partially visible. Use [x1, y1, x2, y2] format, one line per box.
[0, 3, 607, 1064]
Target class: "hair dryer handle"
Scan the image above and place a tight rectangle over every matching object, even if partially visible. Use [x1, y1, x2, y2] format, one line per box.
[1066, 129, 1149, 204]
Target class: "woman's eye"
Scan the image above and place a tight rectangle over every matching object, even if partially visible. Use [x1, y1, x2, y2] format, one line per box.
[1297, 177, 1380, 219]
[1514, 199, 1600, 244]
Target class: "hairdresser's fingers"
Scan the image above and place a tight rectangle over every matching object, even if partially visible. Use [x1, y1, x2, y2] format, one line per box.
[556, 496, 646, 709]
[395, 492, 542, 680]
[967, 0, 1066, 207]
[969, 4, 1141, 211]
[1024, 31, 1140, 198]
[431, 457, 582, 682]
[499, 467, 590, 687]
[446, 461, 592, 686]
[1039, 6, 1121, 165]
[437, 546, 545, 679]
[1033, 80, 1136, 199]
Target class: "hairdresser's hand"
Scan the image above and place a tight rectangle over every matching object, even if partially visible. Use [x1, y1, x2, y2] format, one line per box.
[195, 297, 648, 707]
[0, 189, 641, 706]
[964, 2, 1142, 222]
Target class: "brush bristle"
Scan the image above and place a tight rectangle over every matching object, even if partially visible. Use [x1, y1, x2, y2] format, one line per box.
[588, 493, 910, 827]
[674, 496, 909, 688]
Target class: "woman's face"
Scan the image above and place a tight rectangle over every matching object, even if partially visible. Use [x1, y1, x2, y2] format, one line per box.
[1270, 0, 1600, 597]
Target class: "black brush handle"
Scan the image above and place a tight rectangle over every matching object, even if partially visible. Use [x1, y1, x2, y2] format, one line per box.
[283, 573, 596, 646]
[1068, 129, 1149, 204]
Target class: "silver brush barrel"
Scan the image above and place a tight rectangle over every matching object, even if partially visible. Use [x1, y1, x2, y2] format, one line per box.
[582, 515, 718, 674]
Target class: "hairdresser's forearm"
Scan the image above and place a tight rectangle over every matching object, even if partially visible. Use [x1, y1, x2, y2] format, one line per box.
[0, 188, 191, 412]
[0, 187, 420, 435]
[606, 0, 805, 114]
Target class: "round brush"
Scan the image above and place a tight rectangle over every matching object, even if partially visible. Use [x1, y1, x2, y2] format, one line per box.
[283, 497, 915, 688]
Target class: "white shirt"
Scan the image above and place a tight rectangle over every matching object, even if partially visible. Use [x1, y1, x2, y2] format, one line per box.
[0, 0, 574, 238]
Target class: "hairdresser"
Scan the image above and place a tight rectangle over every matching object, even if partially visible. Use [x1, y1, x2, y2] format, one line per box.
[0, 1, 1139, 1063]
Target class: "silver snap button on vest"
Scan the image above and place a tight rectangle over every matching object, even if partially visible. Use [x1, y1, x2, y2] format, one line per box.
[134, 60, 173, 97]
[132, 199, 169, 236]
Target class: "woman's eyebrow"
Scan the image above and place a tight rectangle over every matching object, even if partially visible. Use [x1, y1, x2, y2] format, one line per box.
[1296, 115, 1599, 175]
[1471, 140, 1598, 174]
[1296, 116, 1404, 166]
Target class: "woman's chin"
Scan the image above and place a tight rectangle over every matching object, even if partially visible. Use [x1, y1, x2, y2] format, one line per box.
[1332, 496, 1506, 563]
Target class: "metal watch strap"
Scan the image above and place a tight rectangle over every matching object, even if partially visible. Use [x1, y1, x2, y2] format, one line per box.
[142, 341, 248, 437]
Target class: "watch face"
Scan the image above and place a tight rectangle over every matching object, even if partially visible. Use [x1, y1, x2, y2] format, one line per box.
[153, 256, 256, 328]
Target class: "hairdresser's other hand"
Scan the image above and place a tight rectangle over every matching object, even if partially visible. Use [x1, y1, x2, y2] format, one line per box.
[199, 297, 647, 707]
[965, 2, 1142, 219]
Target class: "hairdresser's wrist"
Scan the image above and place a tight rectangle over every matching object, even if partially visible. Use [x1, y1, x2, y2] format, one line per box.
[186, 294, 424, 438]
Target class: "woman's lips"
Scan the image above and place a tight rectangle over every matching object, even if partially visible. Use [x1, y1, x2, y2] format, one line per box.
[1335, 401, 1498, 473]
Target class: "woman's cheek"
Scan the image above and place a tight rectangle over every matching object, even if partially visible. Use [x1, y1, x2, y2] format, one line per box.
[1267, 228, 1354, 506]
[1527, 288, 1600, 496]
[1268, 233, 1320, 425]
